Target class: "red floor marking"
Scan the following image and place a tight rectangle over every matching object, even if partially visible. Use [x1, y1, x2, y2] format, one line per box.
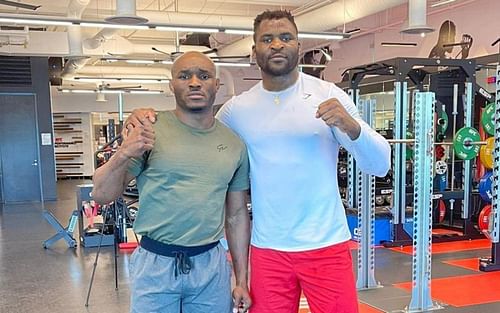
[393, 271, 500, 307]
[432, 228, 463, 235]
[442, 258, 481, 271]
[389, 239, 491, 255]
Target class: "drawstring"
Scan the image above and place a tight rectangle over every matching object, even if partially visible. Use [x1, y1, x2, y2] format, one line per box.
[173, 251, 192, 279]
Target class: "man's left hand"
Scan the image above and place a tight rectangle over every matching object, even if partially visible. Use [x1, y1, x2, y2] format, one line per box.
[232, 286, 252, 313]
[316, 98, 361, 140]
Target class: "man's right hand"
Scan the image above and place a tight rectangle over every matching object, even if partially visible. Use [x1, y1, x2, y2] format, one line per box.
[119, 119, 155, 159]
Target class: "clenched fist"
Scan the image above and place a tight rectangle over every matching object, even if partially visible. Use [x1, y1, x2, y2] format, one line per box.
[120, 119, 155, 159]
[316, 98, 361, 140]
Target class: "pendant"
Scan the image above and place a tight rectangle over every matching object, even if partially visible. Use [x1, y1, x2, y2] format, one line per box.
[274, 95, 280, 105]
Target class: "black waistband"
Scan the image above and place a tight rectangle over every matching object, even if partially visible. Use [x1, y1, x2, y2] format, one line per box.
[140, 236, 219, 258]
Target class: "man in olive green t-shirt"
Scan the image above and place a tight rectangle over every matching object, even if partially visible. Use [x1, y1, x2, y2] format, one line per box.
[92, 51, 252, 313]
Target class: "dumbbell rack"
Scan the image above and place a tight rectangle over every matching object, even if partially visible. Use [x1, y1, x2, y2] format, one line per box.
[479, 64, 500, 272]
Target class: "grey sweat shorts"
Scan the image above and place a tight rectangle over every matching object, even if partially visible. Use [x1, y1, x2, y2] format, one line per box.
[129, 243, 233, 313]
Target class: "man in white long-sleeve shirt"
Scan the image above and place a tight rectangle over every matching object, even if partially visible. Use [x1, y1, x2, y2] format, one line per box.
[126, 9, 390, 313]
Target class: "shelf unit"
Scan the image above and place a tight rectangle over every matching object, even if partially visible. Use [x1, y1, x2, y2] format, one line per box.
[53, 113, 94, 178]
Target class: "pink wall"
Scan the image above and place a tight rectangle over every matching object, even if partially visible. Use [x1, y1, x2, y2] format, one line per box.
[323, 0, 500, 82]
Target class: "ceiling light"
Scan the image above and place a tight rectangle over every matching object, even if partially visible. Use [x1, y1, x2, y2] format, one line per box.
[161, 60, 174, 65]
[298, 32, 348, 40]
[80, 22, 149, 30]
[129, 90, 163, 94]
[224, 29, 254, 35]
[155, 25, 220, 33]
[73, 77, 169, 83]
[381, 42, 418, 47]
[126, 60, 155, 64]
[299, 64, 327, 68]
[214, 62, 251, 67]
[431, 0, 457, 8]
[0, 17, 72, 26]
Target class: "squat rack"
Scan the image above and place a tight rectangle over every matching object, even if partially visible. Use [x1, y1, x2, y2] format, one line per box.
[344, 57, 480, 246]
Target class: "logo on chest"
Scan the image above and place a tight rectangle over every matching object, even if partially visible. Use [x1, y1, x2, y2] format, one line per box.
[217, 144, 228, 152]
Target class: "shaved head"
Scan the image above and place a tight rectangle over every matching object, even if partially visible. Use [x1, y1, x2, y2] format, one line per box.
[171, 51, 216, 77]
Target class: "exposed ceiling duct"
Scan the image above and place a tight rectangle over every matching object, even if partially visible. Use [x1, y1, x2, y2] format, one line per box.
[401, 0, 434, 34]
[217, 0, 408, 57]
[62, 0, 91, 77]
[105, 0, 148, 25]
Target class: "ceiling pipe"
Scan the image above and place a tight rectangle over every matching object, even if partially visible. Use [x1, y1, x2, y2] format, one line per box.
[62, 0, 91, 77]
[83, 28, 119, 50]
[106, 0, 148, 25]
[401, 0, 434, 34]
[217, 0, 407, 57]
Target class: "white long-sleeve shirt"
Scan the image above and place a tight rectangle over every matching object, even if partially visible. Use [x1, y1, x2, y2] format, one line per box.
[216, 72, 390, 251]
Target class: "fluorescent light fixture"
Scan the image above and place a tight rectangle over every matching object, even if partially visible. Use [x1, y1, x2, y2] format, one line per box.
[225, 29, 254, 35]
[299, 64, 327, 68]
[74, 77, 169, 83]
[100, 90, 123, 94]
[70, 90, 96, 94]
[59, 88, 163, 94]
[80, 22, 149, 30]
[126, 59, 155, 64]
[381, 42, 417, 47]
[161, 60, 174, 65]
[129, 90, 163, 94]
[298, 32, 347, 40]
[431, 0, 456, 8]
[0, 17, 72, 26]
[214, 62, 251, 67]
[156, 25, 220, 33]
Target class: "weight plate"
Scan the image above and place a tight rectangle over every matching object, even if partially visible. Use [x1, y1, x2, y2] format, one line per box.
[481, 103, 495, 135]
[479, 171, 493, 202]
[480, 137, 494, 169]
[375, 195, 385, 206]
[435, 160, 448, 175]
[478, 204, 492, 231]
[406, 148, 414, 161]
[453, 127, 481, 160]
[435, 144, 445, 160]
[433, 199, 446, 224]
[437, 110, 449, 135]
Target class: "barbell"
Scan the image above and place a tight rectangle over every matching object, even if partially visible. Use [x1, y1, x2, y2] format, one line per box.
[387, 126, 488, 160]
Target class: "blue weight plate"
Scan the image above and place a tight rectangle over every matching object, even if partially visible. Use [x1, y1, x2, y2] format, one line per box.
[479, 171, 493, 202]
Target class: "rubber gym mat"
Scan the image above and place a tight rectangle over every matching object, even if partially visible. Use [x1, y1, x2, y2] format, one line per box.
[393, 271, 500, 307]
[389, 238, 491, 255]
[442, 257, 481, 271]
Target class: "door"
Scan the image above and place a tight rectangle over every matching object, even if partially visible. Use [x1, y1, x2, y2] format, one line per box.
[0, 94, 41, 203]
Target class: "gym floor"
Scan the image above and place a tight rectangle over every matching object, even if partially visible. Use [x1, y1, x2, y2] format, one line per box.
[1, 179, 499, 313]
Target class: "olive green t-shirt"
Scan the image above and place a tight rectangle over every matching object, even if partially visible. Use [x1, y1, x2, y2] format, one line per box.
[128, 111, 249, 246]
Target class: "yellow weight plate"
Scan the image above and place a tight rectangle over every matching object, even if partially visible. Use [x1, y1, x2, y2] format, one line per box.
[480, 137, 494, 169]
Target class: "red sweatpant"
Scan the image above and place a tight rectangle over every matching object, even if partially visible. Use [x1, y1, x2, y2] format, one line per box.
[250, 241, 359, 313]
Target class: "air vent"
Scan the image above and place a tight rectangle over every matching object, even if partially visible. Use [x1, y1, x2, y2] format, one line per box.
[0, 56, 32, 86]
